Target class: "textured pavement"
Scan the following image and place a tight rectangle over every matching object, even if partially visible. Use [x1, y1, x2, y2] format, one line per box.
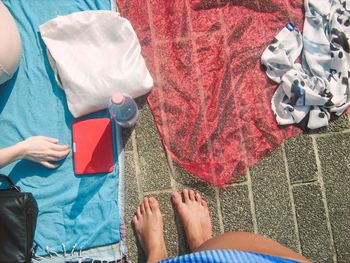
[123, 96, 350, 263]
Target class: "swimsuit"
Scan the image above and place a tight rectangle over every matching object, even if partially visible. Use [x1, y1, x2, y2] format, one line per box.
[159, 249, 301, 263]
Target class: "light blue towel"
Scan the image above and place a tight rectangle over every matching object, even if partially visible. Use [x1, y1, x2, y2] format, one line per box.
[0, 0, 121, 256]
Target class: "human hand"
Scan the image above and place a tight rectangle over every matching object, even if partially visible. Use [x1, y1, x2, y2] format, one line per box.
[17, 136, 70, 168]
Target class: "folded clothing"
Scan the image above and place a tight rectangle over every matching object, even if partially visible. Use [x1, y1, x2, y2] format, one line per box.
[40, 10, 153, 118]
[261, 0, 350, 130]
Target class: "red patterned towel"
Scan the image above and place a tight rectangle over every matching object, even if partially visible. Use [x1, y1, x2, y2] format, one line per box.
[118, 0, 304, 187]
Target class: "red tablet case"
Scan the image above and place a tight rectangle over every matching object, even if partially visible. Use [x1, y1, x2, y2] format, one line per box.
[72, 118, 114, 175]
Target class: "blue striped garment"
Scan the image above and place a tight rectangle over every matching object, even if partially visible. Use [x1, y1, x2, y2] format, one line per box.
[159, 250, 301, 263]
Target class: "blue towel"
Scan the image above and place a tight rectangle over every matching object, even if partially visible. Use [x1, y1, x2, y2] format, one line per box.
[0, 0, 121, 256]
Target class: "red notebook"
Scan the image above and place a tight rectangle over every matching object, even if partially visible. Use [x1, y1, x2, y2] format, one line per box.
[72, 118, 114, 175]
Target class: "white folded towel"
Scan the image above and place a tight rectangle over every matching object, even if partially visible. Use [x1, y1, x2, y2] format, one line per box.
[40, 10, 153, 117]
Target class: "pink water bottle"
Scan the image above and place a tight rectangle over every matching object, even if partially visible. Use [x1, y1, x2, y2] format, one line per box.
[108, 92, 139, 128]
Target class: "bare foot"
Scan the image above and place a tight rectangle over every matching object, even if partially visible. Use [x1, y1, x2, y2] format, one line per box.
[133, 197, 167, 263]
[172, 189, 213, 252]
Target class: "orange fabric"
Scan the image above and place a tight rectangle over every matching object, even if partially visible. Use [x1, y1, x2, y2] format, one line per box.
[118, 0, 304, 187]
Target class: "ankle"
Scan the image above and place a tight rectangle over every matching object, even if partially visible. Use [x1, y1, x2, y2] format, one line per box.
[147, 251, 166, 263]
[147, 243, 167, 262]
[188, 240, 201, 252]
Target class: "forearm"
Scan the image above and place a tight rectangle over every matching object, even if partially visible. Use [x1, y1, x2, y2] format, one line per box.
[0, 143, 25, 168]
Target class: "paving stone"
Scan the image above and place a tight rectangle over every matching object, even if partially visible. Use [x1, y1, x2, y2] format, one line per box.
[316, 133, 350, 262]
[121, 127, 134, 152]
[121, 96, 148, 152]
[135, 96, 172, 192]
[327, 114, 350, 132]
[124, 152, 144, 263]
[293, 183, 333, 263]
[219, 184, 254, 233]
[172, 161, 213, 188]
[232, 172, 247, 184]
[307, 114, 350, 134]
[250, 147, 299, 252]
[284, 135, 318, 183]
[172, 158, 246, 186]
[153, 192, 180, 258]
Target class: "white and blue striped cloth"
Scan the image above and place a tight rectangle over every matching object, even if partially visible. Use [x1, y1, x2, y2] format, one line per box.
[261, 0, 350, 130]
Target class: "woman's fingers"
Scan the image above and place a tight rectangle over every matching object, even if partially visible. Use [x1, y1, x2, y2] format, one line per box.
[38, 136, 59, 144]
[40, 161, 59, 169]
[50, 143, 70, 151]
[20, 136, 71, 168]
[47, 149, 70, 161]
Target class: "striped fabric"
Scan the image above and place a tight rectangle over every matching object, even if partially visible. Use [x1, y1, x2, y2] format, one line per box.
[158, 250, 301, 263]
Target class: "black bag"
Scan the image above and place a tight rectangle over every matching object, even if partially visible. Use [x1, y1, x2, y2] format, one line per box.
[0, 174, 38, 263]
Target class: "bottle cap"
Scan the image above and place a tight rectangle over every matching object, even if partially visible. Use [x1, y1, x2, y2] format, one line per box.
[112, 93, 125, 104]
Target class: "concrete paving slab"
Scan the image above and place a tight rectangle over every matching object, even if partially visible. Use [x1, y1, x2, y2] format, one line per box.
[153, 192, 180, 258]
[292, 183, 333, 263]
[327, 115, 350, 132]
[123, 98, 350, 263]
[307, 114, 350, 134]
[250, 148, 299, 252]
[135, 96, 172, 192]
[232, 172, 247, 184]
[124, 152, 145, 263]
[219, 185, 254, 232]
[172, 161, 209, 188]
[284, 135, 318, 184]
[316, 133, 350, 262]
[122, 127, 134, 153]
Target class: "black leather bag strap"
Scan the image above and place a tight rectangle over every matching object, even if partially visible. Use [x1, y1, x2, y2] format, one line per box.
[0, 174, 20, 192]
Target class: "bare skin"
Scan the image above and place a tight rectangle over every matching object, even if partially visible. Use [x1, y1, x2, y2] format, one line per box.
[133, 197, 167, 263]
[0, 136, 70, 169]
[171, 189, 212, 251]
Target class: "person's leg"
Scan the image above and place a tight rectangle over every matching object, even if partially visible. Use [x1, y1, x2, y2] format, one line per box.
[133, 197, 167, 263]
[0, 1, 21, 85]
[172, 189, 311, 263]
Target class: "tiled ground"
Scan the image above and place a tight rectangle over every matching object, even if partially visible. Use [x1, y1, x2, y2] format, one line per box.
[123, 96, 350, 263]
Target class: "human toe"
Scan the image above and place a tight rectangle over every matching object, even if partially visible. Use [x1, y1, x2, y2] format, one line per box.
[140, 201, 146, 214]
[171, 191, 183, 207]
[195, 192, 202, 203]
[189, 190, 196, 201]
[132, 215, 139, 225]
[136, 206, 142, 220]
[143, 197, 151, 213]
[182, 189, 190, 202]
[149, 197, 160, 212]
